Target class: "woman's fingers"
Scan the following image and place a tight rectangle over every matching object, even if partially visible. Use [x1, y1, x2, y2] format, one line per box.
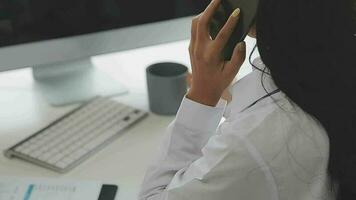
[224, 41, 246, 78]
[214, 8, 240, 50]
[197, 0, 221, 39]
[189, 16, 199, 54]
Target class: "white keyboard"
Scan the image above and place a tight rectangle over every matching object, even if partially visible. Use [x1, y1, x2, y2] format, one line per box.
[5, 97, 148, 173]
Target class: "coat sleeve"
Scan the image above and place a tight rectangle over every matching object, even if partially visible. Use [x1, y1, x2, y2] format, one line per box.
[138, 97, 272, 200]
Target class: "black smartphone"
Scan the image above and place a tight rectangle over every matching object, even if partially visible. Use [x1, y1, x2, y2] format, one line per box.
[97, 184, 118, 200]
[210, 0, 259, 60]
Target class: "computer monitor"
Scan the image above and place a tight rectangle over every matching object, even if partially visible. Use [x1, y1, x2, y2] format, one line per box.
[0, 0, 209, 106]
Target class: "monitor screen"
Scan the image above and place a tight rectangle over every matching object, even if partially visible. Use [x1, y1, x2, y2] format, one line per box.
[0, 0, 210, 48]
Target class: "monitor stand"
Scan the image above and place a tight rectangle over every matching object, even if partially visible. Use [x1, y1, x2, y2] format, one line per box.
[32, 59, 128, 106]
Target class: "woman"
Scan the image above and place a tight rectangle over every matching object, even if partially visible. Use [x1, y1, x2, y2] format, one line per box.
[140, 0, 356, 199]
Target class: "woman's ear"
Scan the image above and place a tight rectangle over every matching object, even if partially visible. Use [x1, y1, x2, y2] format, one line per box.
[248, 23, 257, 38]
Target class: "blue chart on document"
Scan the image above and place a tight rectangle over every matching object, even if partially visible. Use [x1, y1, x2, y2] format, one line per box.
[0, 177, 102, 200]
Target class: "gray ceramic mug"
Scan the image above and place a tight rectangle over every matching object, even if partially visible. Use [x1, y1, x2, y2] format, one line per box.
[146, 62, 188, 115]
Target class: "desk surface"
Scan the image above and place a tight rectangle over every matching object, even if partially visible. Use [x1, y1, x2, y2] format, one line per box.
[0, 39, 254, 200]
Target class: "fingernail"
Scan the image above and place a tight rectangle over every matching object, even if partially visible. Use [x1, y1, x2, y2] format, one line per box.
[237, 41, 245, 51]
[232, 8, 240, 17]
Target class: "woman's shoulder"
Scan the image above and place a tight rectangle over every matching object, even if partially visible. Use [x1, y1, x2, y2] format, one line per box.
[222, 94, 329, 161]
[227, 92, 325, 132]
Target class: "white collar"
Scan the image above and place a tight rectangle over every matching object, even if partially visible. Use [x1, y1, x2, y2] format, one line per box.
[225, 58, 281, 117]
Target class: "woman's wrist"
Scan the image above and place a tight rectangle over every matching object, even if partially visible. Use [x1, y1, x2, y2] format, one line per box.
[186, 89, 222, 107]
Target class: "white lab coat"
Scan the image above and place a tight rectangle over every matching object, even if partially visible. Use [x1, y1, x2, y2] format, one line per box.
[139, 58, 333, 200]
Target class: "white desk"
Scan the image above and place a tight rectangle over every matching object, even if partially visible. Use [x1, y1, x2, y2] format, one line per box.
[0, 38, 255, 200]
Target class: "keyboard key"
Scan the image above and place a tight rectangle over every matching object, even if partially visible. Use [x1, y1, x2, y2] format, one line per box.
[38, 153, 52, 161]
[47, 153, 65, 165]
[14, 145, 25, 152]
[19, 148, 32, 155]
[56, 161, 70, 169]
[31, 150, 42, 158]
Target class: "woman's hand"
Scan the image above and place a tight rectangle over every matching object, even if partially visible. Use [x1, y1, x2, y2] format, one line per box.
[187, 0, 246, 106]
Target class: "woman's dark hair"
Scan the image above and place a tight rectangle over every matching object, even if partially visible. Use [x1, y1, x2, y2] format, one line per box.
[255, 0, 356, 199]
